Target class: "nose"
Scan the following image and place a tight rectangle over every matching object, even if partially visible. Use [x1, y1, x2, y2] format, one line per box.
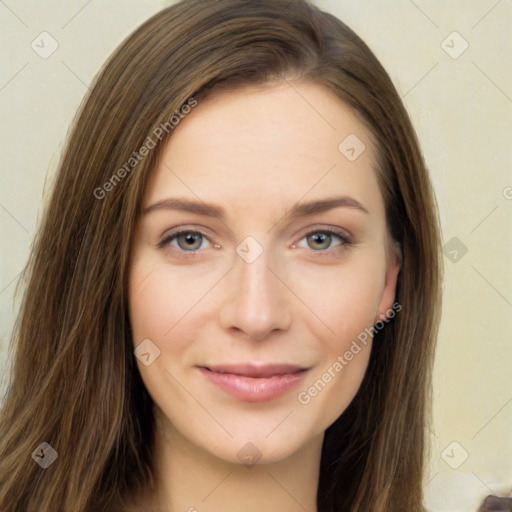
[218, 245, 292, 341]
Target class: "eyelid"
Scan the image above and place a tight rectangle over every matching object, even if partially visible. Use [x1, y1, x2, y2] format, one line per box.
[294, 224, 353, 243]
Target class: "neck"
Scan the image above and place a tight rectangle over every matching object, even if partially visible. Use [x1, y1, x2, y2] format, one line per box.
[133, 406, 323, 512]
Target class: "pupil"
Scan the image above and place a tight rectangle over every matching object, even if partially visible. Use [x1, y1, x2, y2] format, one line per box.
[310, 233, 329, 249]
[182, 233, 200, 249]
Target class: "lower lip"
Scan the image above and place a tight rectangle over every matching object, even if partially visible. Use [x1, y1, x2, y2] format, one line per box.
[198, 367, 308, 402]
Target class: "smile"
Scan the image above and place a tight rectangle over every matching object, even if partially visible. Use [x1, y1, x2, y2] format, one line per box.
[198, 363, 310, 402]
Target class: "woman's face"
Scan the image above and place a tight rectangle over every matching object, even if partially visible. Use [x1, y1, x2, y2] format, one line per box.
[128, 81, 400, 465]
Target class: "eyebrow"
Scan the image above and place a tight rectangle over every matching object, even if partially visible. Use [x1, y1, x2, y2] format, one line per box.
[142, 195, 369, 220]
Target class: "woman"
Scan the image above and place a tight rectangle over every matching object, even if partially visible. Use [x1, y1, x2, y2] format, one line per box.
[0, 0, 443, 510]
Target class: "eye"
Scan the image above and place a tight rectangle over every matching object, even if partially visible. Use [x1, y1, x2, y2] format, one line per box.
[295, 228, 352, 253]
[157, 227, 352, 259]
[158, 229, 212, 257]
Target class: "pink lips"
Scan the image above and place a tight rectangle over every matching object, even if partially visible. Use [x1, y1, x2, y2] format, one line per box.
[198, 363, 309, 402]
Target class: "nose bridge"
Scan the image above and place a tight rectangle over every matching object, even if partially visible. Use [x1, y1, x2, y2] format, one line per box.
[219, 237, 291, 338]
[236, 241, 281, 311]
[238, 248, 275, 299]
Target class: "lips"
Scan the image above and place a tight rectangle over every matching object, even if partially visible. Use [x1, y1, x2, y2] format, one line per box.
[203, 363, 307, 378]
[198, 363, 309, 402]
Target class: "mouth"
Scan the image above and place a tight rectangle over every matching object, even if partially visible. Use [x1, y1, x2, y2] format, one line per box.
[197, 363, 310, 402]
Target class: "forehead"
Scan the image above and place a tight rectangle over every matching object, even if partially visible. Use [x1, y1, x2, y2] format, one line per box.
[144, 81, 383, 217]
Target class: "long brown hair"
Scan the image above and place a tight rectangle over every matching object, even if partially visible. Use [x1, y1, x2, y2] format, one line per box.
[0, 1, 442, 510]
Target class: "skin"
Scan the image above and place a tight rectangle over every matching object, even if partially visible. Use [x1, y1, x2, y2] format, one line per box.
[127, 80, 400, 512]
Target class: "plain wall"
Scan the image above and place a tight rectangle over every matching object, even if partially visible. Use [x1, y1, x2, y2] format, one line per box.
[0, 1, 510, 510]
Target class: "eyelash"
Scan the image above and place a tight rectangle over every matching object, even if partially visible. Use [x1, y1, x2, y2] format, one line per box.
[157, 228, 353, 260]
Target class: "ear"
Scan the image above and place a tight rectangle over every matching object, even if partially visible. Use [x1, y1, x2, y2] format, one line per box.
[374, 242, 401, 323]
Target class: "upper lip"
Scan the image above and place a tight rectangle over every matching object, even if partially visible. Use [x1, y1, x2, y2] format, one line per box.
[199, 363, 309, 378]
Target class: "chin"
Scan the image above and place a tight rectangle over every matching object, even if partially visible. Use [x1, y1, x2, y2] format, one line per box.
[199, 425, 321, 467]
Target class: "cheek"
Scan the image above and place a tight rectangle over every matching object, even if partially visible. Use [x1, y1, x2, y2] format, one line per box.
[295, 306, 373, 436]
[288, 253, 386, 347]
[291, 255, 383, 425]
[308, 344, 372, 429]
[128, 258, 211, 345]
[128, 259, 206, 405]
[129, 262, 173, 343]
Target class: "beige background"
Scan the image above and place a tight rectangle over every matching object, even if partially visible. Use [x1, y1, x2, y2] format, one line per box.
[0, 1, 511, 510]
